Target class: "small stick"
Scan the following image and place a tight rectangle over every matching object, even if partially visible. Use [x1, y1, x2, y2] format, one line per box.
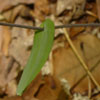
[0, 22, 100, 30]
[70, 59, 100, 92]
[63, 28, 100, 90]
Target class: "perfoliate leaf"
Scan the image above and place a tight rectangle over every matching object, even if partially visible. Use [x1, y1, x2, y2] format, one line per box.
[16, 19, 55, 96]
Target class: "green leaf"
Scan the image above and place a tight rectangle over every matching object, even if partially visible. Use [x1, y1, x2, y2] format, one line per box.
[16, 19, 55, 96]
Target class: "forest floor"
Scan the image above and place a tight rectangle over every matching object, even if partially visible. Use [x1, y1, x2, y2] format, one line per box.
[0, 0, 100, 100]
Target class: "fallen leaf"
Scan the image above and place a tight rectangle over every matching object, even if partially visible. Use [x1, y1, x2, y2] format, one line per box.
[69, 27, 85, 38]
[9, 17, 34, 66]
[36, 75, 67, 100]
[0, 56, 10, 88]
[0, 96, 22, 100]
[56, 0, 86, 16]
[22, 73, 43, 99]
[2, 5, 25, 22]
[1, 26, 11, 56]
[96, 0, 100, 20]
[32, 0, 50, 21]
[0, 96, 38, 100]
[0, 26, 3, 52]
[0, 56, 18, 96]
[0, 0, 35, 13]
[0, 26, 11, 56]
[6, 80, 17, 96]
[86, 2, 97, 23]
[53, 34, 100, 93]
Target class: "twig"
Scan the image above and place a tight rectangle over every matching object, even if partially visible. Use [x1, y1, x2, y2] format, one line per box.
[0, 22, 100, 30]
[70, 59, 100, 91]
[63, 28, 100, 90]
[80, 42, 92, 98]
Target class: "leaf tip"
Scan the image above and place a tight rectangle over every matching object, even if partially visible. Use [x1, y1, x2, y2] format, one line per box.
[16, 85, 24, 96]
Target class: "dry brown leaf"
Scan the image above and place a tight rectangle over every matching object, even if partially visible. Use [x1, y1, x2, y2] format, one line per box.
[1, 26, 11, 56]
[0, 56, 18, 96]
[53, 34, 100, 93]
[9, 17, 34, 66]
[69, 27, 85, 38]
[6, 80, 17, 96]
[32, 0, 50, 21]
[5, 60, 19, 96]
[0, 96, 22, 100]
[22, 73, 43, 99]
[85, 2, 98, 22]
[0, 1, 99, 99]
[0, 96, 39, 100]
[0, 26, 3, 52]
[0, 26, 11, 56]
[92, 93, 100, 100]
[48, 0, 57, 3]
[56, 0, 86, 16]
[36, 75, 67, 100]
[0, 0, 35, 13]
[19, 6, 32, 19]
[0, 73, 42, 99]
[96, 0, 100, 20]
[2, 5, 25, 22]
[0, 56, 10, 88]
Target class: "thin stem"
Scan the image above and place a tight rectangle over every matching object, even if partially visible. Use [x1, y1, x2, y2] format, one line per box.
[0, 22, 100, 30]
[71, 59, 100, 91]
[63, 28, 100, 90]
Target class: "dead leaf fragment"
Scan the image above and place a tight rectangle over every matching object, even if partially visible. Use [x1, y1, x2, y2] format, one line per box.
[96, 0, 100, 20]
[53, 34, 100, 93]
[0, 26, 11, 56]
[22, 73, 43, 99]
[36, 75, 67, 100]
[32, 0, 50, 21]
[0, 0, 35, 12]
[2, 5, 25, 22]
[0, 96, 22, 100]
[9, 17, 34, 66]
[0, 27, 3, 52]
[69, 27, 85, 38]
[56, 0, 86, 16]
[0, 56, 18, 96]
[1, 26, 11, 56]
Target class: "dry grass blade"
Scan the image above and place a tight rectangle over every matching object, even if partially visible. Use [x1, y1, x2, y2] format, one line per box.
[63, 28, 100, 91]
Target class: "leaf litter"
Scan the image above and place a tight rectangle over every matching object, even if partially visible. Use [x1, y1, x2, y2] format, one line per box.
[0, 0, 100, 100]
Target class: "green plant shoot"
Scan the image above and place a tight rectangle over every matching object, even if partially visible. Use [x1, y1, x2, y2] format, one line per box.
[16, 19, 55, 96]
